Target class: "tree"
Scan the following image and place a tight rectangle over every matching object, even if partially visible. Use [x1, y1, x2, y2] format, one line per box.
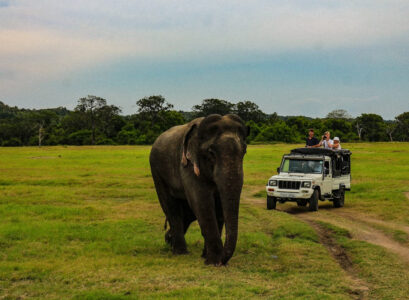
[326, 109, 351, 119]
[235, 101, 266, 123]
[75, 95, 108, 145]
[385, 122, 397, 142]
[286, 116, 311, 136]
[192, 99, 234, 117]
[253, 121, 301, 143]
[136, 95, 173, 125]
[133, 96, 184, 144]
[395, 112, 409, 141]
[74, 96, 122, 145]
[323, 118, 356, 141]
[266, 112, 280, 125]
[98, 105, 124, 139]
[355, 121, 364, 141]
[355, 114, 387, 142]
[29, 110, 59, 146]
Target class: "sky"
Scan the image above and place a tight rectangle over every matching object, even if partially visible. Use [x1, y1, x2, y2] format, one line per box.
[1, 0, 409, 119]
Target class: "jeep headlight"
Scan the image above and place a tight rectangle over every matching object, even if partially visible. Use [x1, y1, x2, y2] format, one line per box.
[302, 181, 311, 188]
[268, 180, 277, 186]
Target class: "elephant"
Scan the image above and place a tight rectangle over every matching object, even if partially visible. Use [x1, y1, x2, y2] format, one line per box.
[149, 114, 248, 265]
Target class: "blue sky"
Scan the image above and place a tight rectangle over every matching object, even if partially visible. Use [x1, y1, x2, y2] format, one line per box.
[1, 1, 409, 119]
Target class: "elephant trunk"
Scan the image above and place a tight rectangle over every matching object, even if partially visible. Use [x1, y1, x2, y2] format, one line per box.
[216, 160, 243, 265]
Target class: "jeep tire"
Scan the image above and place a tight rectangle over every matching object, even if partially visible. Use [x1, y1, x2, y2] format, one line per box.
[309, 189, 319, 211]
[267, 196, 277, 210]
[333, 188, 345, 208]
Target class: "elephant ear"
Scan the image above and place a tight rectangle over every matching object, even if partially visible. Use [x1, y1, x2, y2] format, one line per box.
[181, 123, 200, 176]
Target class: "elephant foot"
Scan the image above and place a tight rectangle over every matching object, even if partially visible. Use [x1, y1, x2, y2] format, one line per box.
[173, 247, 189, 255]
[204, 252, 223, 266]
[204, 258, 223, 266]
[167, 232, 188, 254]
[165, 230, 172, 245]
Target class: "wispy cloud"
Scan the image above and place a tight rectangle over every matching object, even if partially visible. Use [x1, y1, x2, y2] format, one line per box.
[1, 1, 409, 117]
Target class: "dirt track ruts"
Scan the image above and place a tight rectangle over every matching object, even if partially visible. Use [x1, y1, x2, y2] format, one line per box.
[243, 190, 409, 299]
[242, 188, 409, 264]
[304, 220, 369, 300]
[281, 205, 409, 264]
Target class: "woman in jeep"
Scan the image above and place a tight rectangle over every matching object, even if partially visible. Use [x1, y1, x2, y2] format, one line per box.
[318, 131, 333, 149]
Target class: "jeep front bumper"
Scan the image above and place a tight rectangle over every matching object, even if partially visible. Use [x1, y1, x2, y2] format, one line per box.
[266, 186, 313, 199]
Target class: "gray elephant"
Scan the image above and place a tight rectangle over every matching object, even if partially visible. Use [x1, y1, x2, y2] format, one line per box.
[149, 114, 248, 265]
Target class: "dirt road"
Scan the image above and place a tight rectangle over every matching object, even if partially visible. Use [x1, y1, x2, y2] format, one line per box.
[285, 205, 409, 264]
[242, 191, 409, 264]
[243, 191, 409, 299]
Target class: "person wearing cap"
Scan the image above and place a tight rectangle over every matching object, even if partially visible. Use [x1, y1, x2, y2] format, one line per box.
[331, 137, 342, 149]
[305, 129, 320, 148]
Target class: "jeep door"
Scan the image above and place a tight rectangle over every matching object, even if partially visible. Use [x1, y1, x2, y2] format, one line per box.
[322, 159, 332, 195]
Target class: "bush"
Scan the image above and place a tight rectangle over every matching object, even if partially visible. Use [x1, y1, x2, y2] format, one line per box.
[96, 137, 116, 145]
[116, 130, 139, 145]
[2, 137, 22, 147]
[254, 122, 301, 143]
[67, 130, 92, 145]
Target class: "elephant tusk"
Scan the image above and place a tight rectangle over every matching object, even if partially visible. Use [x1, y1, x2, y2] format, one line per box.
[181, 152, 188, 166]
[194, 163, 200, 176]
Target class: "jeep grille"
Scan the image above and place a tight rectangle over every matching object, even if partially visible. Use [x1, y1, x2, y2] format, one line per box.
[279, 180, 301, 190]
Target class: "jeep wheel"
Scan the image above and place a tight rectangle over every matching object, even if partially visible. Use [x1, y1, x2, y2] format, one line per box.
[309, 190, 319, 211]
[333, 188, 345, 208]
[267, 196, 277, 210]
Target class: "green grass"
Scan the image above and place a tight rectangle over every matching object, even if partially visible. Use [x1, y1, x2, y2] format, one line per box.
[318, 221, 409, 299]
[0, 143, 408, 299]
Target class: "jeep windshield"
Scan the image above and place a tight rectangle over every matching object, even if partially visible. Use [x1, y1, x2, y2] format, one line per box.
[281, 159, 323, 174]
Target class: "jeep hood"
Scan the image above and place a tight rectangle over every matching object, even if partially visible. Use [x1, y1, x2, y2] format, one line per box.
[270, 173, 322, 180]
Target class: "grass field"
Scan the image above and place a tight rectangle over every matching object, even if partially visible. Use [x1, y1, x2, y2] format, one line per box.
[1, 143, 409, 299]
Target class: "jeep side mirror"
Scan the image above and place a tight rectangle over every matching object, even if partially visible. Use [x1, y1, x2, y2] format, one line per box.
[277, 167, 280, 173]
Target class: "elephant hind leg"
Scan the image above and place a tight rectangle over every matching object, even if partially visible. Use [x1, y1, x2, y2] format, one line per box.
[151, 171, 188, 254]
[168, 200, 196, 254]
[162, 208, 188, 254]
[168, 215, 188, 254]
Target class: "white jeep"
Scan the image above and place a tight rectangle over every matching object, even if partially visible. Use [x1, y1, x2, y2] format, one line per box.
[265, 148, 351, 211]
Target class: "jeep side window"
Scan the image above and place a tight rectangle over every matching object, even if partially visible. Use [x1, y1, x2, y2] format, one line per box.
[341, 155, 350, 175]
[332, 157, 341, 177]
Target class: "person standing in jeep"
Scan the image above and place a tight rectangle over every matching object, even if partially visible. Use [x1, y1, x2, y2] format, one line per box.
[306, 129, 320, 148]
[318, 131, 333, 149]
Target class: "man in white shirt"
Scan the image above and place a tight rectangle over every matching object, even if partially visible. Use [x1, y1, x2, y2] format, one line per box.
[319, 131, 333, 149]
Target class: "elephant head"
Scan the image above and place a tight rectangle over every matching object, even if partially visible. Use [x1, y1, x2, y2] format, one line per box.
[181, 114, 248, 264]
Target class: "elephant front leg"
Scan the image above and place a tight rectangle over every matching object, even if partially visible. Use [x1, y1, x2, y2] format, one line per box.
[185, 182, 223, 265]
[196, 205, 224, 265]
[202, 207, 224, 260]
[202, 232, 223, 265]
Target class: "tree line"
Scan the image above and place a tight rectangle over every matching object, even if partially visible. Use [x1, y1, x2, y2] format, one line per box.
[0, 95, 408, 146]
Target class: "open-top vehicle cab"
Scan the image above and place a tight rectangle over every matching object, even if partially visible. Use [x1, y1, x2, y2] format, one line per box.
[266, 148, 351, 211]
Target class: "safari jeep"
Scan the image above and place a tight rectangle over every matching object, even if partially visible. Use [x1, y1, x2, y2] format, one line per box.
[266, 148, 351, 211]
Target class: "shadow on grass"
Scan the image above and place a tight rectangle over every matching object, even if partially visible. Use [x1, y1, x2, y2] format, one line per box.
[279, 203, 338, 215]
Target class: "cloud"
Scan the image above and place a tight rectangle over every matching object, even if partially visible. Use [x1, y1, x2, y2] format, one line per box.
[0, 0, 11, 8]
[1, 0, 409, 117]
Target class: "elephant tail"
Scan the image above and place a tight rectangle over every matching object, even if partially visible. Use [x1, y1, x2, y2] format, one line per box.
[163, 217, 168, 230]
